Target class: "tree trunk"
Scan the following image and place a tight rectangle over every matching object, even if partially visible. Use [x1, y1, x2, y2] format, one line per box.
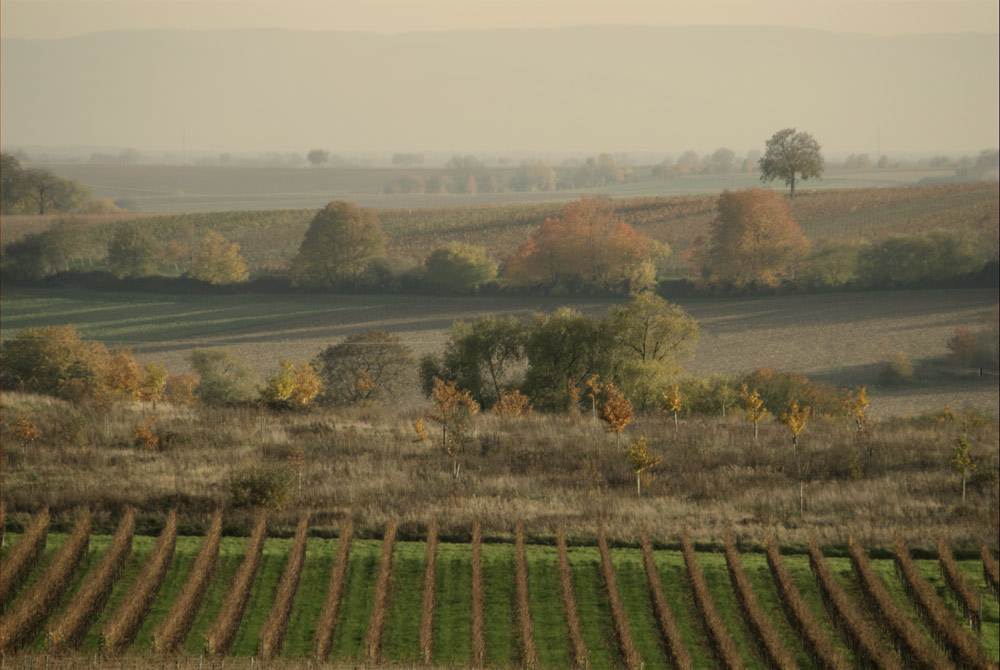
[636, 472, 641, 496]
[961, 474, 966, 503]
[673, 411, 678, 432]
[753, 420, 758, 443]
[789, 174, 796, 199]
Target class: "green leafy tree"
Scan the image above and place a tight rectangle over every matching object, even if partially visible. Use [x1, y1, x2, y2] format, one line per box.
[106, 223, 158, 279]
[758, 128, 824, 198]
[290, 200, 386, 287]
[190, 231, 249, 284]
[313, 330, 414, 406]
[419, 316, 527, 408]
[523, 308, 615, 412]
[188, 348, 259, 405]
[607, 292, 699, 409]
[423, 243, 497, 294]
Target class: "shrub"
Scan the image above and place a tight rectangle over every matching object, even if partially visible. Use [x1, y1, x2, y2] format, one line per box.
[423, 242, 497, 294]
[188, 348, 258, 405]
[227, 464, 296, 509]
[737, 368, 842, 415]
[876, 349, 914, 385]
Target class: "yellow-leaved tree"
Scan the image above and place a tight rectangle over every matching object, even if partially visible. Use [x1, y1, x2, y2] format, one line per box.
[426, 378, 479, 478]
[624, 437, 661, 495]
[190, 231, 249, 284]
[740, 384, 767, 443]
[599, 383, 633, 449]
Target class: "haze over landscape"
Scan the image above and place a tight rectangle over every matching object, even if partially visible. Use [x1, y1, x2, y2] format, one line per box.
[2, 1, 998, 158]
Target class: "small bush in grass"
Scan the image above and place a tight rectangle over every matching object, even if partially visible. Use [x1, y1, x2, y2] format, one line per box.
[875, 340, 914, 385]
[227, 463, 296, 510]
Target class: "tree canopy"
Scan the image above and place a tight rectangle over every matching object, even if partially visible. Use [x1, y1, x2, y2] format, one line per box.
[423, 243, 497, 294]
[503, 196, 660, 292]
[702, 188, 810, 287]
[190, 231, 249, 284]
[758, 128, 824, 198]
[1, 153, 91, 215]
[607, 292, 700, 408]
[289, 200, 387, 288]
[313, 330, 414, 406]
[188, 348, 259, 405]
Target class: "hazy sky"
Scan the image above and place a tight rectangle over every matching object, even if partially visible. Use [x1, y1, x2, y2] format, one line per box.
[3, 0, 998, 38]
[2, 1, 997, 156]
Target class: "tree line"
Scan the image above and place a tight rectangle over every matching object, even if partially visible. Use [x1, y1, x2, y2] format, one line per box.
[1, 152, 125, 216]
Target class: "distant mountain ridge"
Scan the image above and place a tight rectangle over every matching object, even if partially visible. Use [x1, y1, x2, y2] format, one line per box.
[2, 25, 997, 154]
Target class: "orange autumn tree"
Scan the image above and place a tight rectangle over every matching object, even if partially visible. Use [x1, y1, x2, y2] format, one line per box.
[703, 188, 809, 287]
[502, 196, 661, 291]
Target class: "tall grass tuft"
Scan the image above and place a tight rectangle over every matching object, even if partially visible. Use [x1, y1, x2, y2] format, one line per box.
[470, 521, 486, 668]
[49, 508, 135, 651]
[513, 523, 538, 668]
[205, 511, 267, 656]
[418, 520, 438, 664]
[1, 507, 50, 609]
[765, 536, 850, 670]
[556, 524, 588, 668]
[101, 510, 178, 655]
[682, 527, 745, 670]
[723, 528, 797, 670]
[259, 513, 310, 660]
[314, 517, 353, 661]
[3, 507, 90, 651]
[151, 509, 223, 654]
[363, 519, 398, 664]
[598, 525, 642, 669]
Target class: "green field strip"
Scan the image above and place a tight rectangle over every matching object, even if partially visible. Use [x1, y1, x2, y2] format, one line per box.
[230, 536, 293, 656]
[694, 550, 765, 667]
[328, 538, 381, 661]
[182, 535, 248, 655]
[481, 541, 517, 666]
[381, 541, 427, 663]
[282, 537, 339, 658]
[131, 535, 201, 653]
[653, 549, 715, 668]
[26, 534, 113, 651]
[79, 534, 157, 651]
[956, 560, 1000, 661]
[912, 558, 999, 662]
[737, 551, 812, 668]
[525, 544, 573, 668]
[431, 541, 472, 665]
[610, 547, 668, 670]
[1, 531, 21, 561]
[867, 556, 940, 645]
[2, 533, 68, 613]
[566, 545, 618, 669]
[784, 552, 859, 666]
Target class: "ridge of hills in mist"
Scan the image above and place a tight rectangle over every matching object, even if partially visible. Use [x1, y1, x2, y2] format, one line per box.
[1, 25, 998, 156]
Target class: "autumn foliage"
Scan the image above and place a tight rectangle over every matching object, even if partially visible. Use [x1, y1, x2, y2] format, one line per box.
[503, 196, 659, 291]
[696, 188, 810, 287]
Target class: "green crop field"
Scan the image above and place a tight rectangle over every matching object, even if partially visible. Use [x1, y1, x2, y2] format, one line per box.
[2, 526, 997, 668]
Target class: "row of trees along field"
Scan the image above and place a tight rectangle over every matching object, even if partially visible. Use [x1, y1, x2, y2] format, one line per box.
[3, 187, 994, 295]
